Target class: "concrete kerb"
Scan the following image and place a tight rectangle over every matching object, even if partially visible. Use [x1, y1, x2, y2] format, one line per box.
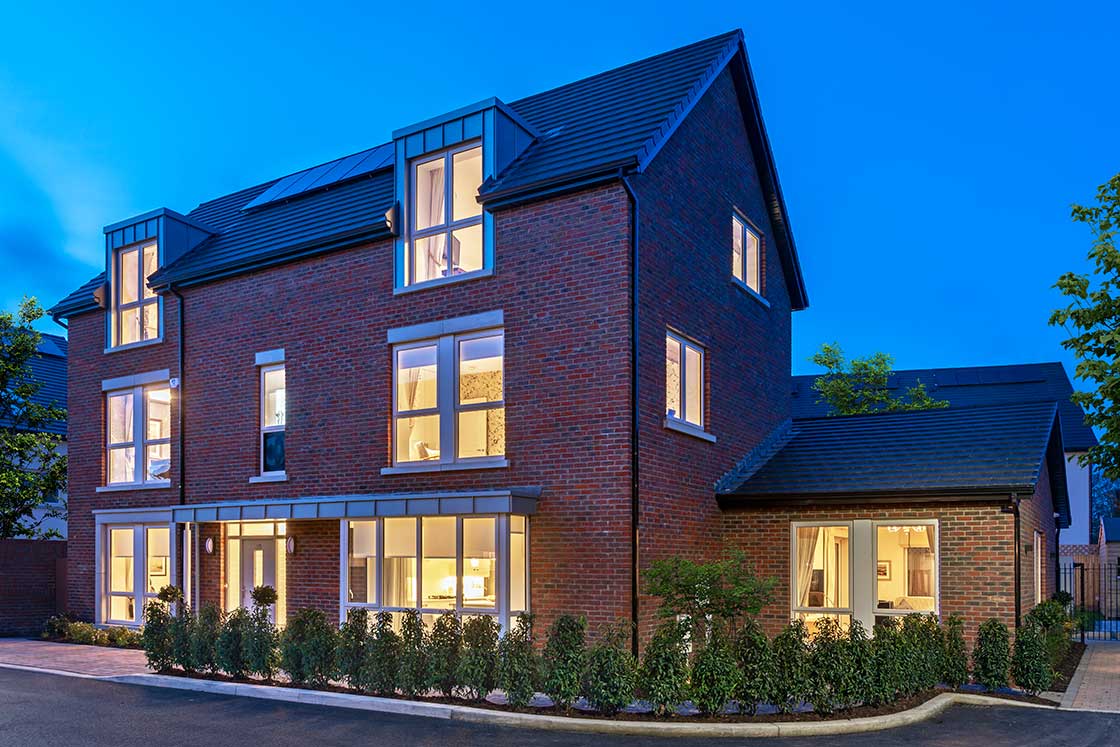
[102, 673, 1055, 738]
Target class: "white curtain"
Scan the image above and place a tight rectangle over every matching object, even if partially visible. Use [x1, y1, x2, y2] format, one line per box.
[423, 168, 445, 279]
[796, 527, 819, 607]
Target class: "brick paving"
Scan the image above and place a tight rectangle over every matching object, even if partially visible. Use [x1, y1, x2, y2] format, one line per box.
[0, 638, 150, 677]
[1065, 642, 1120, 712]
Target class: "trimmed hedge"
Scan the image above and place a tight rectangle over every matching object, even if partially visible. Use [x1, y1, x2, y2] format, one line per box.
[973, 618, 1011, 691]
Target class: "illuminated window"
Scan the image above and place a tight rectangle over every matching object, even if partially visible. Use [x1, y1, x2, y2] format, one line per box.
[665, 332, 704, 429]
[731, 215, 761, 294]
[103, 524, 171, 626]
[422, 517, 457, 610]
[791, 524, 852, 634]
[113, 242, 160, 347]
[260, 364, 286, 475]
[406, 144, 484, 286]
[874, 523, 938, 622]
[106, 385, 171, 486]
[393, 330, 504, 467]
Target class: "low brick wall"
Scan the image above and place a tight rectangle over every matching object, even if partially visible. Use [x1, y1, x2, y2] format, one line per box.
[0, 539, 67, 635]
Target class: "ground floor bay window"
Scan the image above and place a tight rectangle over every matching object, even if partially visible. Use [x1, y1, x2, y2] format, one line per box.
[341, 514, 528, 630]
[791, 519, 939, 633]
[100, 523, 173, 625]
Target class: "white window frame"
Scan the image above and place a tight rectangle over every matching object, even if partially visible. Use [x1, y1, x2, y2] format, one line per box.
[790, 521, 855, 624]
[664, 331, 711, 439]
[111, 241, 161, 349]
[731, 213, 762, 296]
[105, 384, 171, 487]
[101, 523, 173, 627]
[870, 519, 941, 621]
[404, 142, 485, 288]
[1034, 530, 1044, 605]
[388, 328, 506, 471]
[339, 514, 528, 631]
[259, 363, 286, 479]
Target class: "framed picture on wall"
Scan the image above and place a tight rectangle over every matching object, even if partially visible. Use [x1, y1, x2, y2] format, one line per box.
[877, 560, 891, 580]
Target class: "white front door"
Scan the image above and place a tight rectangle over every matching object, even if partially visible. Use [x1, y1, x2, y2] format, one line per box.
[241, 538, 277, 620]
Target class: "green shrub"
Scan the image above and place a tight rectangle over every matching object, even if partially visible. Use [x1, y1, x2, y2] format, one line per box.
[498, 614, 539, 709]
[215, 607, 251, 678]
[901, 614, 942, 693]
[973, 618, 1011, 691]
[360, 611, 400, 695]
[1025, 600, 1072, 668]
[428, 611, 463, 697]
[1051, 590, 1073, 607]
[142, 601, 175, 670]
[42, 614, 74, 640]
[639, 619, 689, 716]
[249, 585, 278, 608]
[169, 605, 195, 672]
[279, 608, 337, 687]
[106, 626, 142, 648]
[734, 618, 774, 715]
[1012, 622, 1053, 695]
[157, 585, 184, 605]
[690, 629, 741, 716]
[69, 621, 109, 647]
[771, 620, 811, 713]
[940, 615, 969, 688]
[542, 615, 587, 711]
[459, 615, 501, 701]
[191, 603, 223, 672]
[846, 620, 875, 706]
[397, 610, 429, 698]
[336, 608, 369, 690]
[582, 622, 636, 715]
[808, 616, 855, 714]
[868, 618, 906, 705]
[244, 605, 279, 680]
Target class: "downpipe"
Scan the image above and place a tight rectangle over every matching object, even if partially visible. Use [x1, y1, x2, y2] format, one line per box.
[621, 173, 641, 657]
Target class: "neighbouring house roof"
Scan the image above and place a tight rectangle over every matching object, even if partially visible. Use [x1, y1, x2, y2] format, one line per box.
[1101, 517, 1120, 543]
[791, 362, 1097, 452]
[720, 401, 1070, 527]
[0, 332, 67, 437]
[50, 29, 807, 318]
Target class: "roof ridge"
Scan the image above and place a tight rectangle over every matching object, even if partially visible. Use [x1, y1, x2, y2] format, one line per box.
[791, 399, 1061, 423]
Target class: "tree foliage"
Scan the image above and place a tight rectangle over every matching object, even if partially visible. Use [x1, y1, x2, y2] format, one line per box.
[810, 342, 947, 416]
[0, 298, 67, 539]
[1051, 174, 1120, 477]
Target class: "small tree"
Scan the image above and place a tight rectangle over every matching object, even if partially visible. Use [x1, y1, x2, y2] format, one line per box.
[770, 620, 811, 713]
[191, 603, 223, 673]
[458, 615, 501, 701]
[397, 610, 429, 698]
[810, 342, 947, 416]
[498, 614, 539, 709]
[244, 586, 279, 680]
[279, 607, 337, 687]
[0, 298, 67, 539]
[1051, 173, 1120, 478]
[141, 587, 180, 672]
[940, 614, 969, 688]
[807, 616, 854, 714]
[734, 617, 774, 715]
[542, 615, 587, 711]
[973, 618, 1011, 691]
[428, 611, 463, 697]
[1012, 622, 1053, 695]
[216, 608, 252, 678]
[360, 611, 400, 696]
[638, 619, 689, 716]
[846, 619, 875, 706]
[336, 607, 369, 690]
[582, 622, 636, 715]
[644, 548, 774, 639]
[689, 628, 740, 716]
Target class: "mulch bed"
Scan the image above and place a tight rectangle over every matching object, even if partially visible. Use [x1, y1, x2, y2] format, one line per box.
[1047, 642, 1087, 694]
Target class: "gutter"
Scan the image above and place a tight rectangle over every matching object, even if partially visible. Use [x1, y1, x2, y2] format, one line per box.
[621, 174, 641, 657]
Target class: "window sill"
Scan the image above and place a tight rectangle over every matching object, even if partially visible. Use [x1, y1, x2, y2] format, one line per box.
[104, 337, 164, 354]
[249, 472, 288, 484]
[394, 267, 493, 295]
[664, 418, 717, 443]
[380, 457, 509, 475]
[732, 278, 770, 309]
[96, 482, 172, 493]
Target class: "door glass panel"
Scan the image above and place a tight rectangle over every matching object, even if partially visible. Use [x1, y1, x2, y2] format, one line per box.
[383, 518, 417, 607]
[452, 147, 482, 221]
[253, 548, 264, 588]
[241, 522, 275, 537]
[348, 521, 377, 605]
[110, 528, 134, 593]
[422, 516, 456, 609]
[145, 527, 170, 594]
[462, 518, 495, 608]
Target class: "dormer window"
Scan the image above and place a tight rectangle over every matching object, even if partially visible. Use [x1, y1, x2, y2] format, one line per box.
[113, 242, 160, 347]
[406, 144, 484, 286]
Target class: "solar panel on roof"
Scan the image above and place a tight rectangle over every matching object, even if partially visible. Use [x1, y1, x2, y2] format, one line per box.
[242, 143, 394, 211]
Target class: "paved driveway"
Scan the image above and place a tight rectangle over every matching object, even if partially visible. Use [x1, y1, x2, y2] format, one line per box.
[0, 639, 149, 677]
[1, 668, 1118, 747]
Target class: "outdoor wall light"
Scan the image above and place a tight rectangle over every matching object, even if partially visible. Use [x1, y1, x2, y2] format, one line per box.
[286, 536, 296, 555]
[204, 537, 214, 555]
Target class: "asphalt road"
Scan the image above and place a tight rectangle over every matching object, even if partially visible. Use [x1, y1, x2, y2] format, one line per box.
[1, 667, 1117, 747]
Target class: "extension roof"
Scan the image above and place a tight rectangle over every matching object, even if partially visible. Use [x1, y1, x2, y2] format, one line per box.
[720, 402, 1070, 527]
[51, 30, 807, 318]
[791, 362, 1097, 452]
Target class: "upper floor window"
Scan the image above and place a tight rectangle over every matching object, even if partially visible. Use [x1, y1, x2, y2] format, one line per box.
[393, 329, 505, 466]
[113, 242, 160, 347]
[106, 384, 170, 486]
[665, 332, 704, 429]
[731, 215, 761, 295]
[406, 145, 484, 286]
[260, 364, 286, 476]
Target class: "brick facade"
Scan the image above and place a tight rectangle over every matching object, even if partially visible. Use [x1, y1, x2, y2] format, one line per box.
[0, 539, 67, 635]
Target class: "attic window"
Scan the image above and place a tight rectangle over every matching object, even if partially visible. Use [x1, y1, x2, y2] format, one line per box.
[405, 144, 484, 286]
[112, 242, 160, 347]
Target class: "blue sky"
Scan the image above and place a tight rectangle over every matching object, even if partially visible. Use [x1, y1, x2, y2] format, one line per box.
[1, 1, 1117, 378]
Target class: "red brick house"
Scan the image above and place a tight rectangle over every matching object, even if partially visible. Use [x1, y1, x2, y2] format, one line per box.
[50, 31, 1066, 646]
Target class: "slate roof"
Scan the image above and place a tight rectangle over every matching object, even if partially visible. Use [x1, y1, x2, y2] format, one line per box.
[0, 333, 67, 436]
[51, 30, 807, 316]
[721, 402, 1070, 527]
[791, 362, 1097, 452]
[1101, 517, 1120, 543]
